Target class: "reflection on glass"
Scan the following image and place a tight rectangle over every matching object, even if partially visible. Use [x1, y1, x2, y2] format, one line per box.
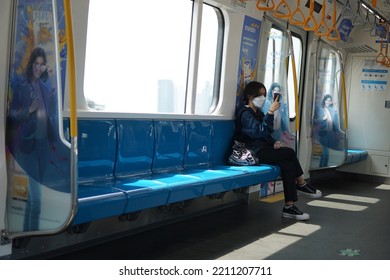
[310, 42, 346, 169]
[263, 82, 295, 149]
[262, 26, 301, 149]
[315, 94, 345, 167]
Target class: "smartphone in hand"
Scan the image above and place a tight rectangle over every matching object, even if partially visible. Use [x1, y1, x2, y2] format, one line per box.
[273, 92, 280, 102]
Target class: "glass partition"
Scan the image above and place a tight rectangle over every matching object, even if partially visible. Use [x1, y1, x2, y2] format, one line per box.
[262, 26, 302, 149]
[310, 41, 347, 169]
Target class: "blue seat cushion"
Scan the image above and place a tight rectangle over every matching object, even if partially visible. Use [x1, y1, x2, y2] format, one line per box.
[74, 181, 127, 225]
[346, 149, 368, 164]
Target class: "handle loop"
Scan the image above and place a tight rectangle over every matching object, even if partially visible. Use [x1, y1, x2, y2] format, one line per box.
[289, 0, 305, 26]
[256, 0, 275, 11]
[315, 0, 331, 36]
[327, 0, 340, 41]
[273, 0, 292, 19]
[303, 0, 318, 31]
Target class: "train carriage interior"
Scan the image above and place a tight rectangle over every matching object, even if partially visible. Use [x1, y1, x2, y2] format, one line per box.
[0, 0, 389, 260]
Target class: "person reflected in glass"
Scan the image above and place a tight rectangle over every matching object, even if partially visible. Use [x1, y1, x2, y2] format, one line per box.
[317, 94, 341, 167]
[263, 82, 294, 148]
[7, 47, 58, 231]
[234, 81, 322, 220]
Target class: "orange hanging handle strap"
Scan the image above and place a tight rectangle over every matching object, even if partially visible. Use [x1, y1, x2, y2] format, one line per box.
[315, 0, 331, 36]
[376, 36, 385, 63]
[303, 0, 318, 31]
[256, 0, 275, 11]
[327, 0, 340, 41]
[289, 0, 305, 26]
[273, 0, 291, 19]
[382, 25, 390, 66]
[372, 0, 377, 8]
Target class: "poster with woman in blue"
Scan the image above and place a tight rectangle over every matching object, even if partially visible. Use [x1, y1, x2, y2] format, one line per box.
[6, 0, 71, 234]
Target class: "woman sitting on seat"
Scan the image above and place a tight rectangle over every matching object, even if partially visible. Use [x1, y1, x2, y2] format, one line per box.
[234, 81, 322, 220]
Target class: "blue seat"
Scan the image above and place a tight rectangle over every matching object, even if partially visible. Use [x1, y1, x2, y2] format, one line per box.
[113, 177, 171, 213]
[216, 165, 281, 189]
[68, 118, 281, 225]
[116, 120, 154, 178]
[73, 119, 127, 224]
[77, 119, 117, 182]
[73, 181, 127, 225]
[346, 149, 368, 164]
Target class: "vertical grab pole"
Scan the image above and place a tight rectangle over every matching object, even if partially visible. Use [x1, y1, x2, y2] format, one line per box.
[341, 64, 348, 131]
[63, 0, 78, 203]
[63, 0, 77, 138]
[339, 53, 348, 161]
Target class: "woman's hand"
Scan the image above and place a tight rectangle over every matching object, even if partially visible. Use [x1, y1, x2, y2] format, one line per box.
[273, 141, 281, 149]
[29, 97, 39, 114]
[269, 99, 280, 113]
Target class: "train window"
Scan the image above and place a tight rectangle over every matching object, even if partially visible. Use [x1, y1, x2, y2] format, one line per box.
[194, 6, 222, 114]
[84, 0, 222, 114]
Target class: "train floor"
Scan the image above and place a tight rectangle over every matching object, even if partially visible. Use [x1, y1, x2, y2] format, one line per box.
[54, 174, 390, 260]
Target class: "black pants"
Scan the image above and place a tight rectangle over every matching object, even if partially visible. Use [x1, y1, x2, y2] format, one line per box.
[256, 146, 303, 202]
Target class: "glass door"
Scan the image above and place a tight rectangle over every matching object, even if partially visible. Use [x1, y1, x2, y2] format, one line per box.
[5, 0, 75, 238]
[309, 40, 347, 169]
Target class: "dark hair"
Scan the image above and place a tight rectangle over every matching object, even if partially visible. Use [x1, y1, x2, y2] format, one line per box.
[242, 81, 266, 105]
[321, 94, 333, 108]
[25, 47, 48, 83]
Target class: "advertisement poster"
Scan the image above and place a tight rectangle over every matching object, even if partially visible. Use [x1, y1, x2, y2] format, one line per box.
[235, 16, 261, 114]
[6, 0, 71, 234]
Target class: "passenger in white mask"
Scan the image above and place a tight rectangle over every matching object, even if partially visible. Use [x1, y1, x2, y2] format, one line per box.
[252, 95, 266, 109]
[233, 81, 322, 220]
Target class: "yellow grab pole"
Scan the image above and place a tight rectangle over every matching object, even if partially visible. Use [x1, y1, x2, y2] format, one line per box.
[291, 54, 299, 132]
[341, 68, 348, 130]
[63, 0, 77, 137]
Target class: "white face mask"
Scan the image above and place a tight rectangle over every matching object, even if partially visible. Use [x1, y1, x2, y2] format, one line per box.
[252, 96, 266, 109]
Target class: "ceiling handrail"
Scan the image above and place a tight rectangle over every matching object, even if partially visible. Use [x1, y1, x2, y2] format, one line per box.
[273, 0, 292, 19]
[256, 0, 275, 11]
[303, 0, 318, 31]
[327, 0, 341, 41]
[289, 0, 305, 26]
[315, 0, 331, 36]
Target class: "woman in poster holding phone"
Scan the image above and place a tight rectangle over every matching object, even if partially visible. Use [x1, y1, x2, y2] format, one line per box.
[263, 82, 294, 148]
[7, 47, 58, 231]
[316, 94, 344, 167]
